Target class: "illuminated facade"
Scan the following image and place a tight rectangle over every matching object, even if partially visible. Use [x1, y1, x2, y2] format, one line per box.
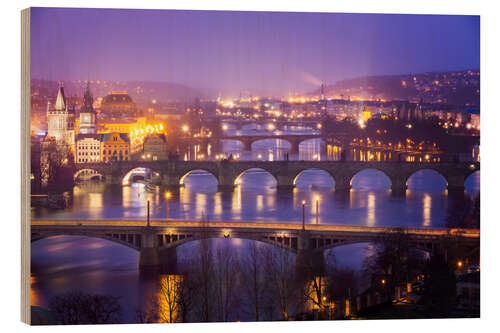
[46, 83, 75, 146]
[142, 134, 168, 160]
[101, 132, 130, 162]
[100, 91, 138, 117]
[79, 82, 97, 134]
[75, 134, 101, 163]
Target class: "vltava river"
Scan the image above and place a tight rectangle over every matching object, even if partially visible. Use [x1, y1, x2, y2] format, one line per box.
[31, 125, 480, 322]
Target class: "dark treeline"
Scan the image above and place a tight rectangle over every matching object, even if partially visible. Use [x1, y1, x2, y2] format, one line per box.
[321, 115, 478, 154]
[42, 230, 478, 324]
[135, 239, 358, 323]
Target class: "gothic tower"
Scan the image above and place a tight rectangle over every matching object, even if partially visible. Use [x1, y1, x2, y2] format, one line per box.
[79, 82, 97, 134]
[46, 82, 75, 146]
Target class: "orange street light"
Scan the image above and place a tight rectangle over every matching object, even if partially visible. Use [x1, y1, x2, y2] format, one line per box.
[165, 192, 172, 221]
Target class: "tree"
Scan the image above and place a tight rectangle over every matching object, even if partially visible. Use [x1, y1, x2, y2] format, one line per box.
[363, 229, 424, 301]
[262, 245, 298, 320]
[41, 138, 75, 192]
[214, 242, 241, 321]
[420, 254, 457, 317]
[241, 242, 271, 321]
[49, 291, 121, 324]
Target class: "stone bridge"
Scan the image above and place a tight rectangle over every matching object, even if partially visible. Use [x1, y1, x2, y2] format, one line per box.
[31, 219, 479, 273]
[74, 160, 480, 194]
[219, 118, 322, 131]
[186, 134, 325, 153]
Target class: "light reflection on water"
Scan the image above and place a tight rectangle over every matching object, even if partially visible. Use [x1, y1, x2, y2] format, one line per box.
[30, 130, 480, 322]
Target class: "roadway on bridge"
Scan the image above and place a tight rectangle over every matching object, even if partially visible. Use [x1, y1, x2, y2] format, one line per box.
[31, 219, 479, 238]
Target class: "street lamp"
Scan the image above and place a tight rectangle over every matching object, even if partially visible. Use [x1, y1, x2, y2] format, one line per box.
[302, 200, 306, 230]
[182, 125, 189, 133]
[315, 196, 320, 224]
[165, 191, 172, 221]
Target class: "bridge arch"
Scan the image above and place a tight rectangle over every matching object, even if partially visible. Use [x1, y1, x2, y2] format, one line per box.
[122, 167, 158, 186]
[31, 233, 141, 251]
[465, 170, 480, 194]
[219, 138, 245, 150]
[234, 167, 278, 188]
[406, 169, 448, 192]
[74, 168, 104, 182]
[350, 168, 392, 191]
[158, 232, 299, 253]
[250, 138, 292, 151]
[292, 168, 336, 189]
[179, 169, 219, 187]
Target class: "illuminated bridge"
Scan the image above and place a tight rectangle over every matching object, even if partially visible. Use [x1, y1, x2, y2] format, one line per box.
[184, 133, 325, 153]
[74, 160, 480, 194]
[31, 219, 480, 273]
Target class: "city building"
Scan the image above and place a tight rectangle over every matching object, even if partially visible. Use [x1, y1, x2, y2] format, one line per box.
[141, 133, 168, 160]
[98, 117, 147, 134]
[79, 82, 97, 134]
[100, 91, 139, 118]
[46, 83, 75, 146]
[100, 132, 130, 162]
[75, 134, 101, 163]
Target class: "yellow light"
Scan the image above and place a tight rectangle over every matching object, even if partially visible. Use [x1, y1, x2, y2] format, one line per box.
[317, 123, 322, 129]
[316, 196, 320, 203]
[223, 231, 230, 238]
[302, 200, 306, 205]
[222, 124, 228, 131]
[182, 125, 189, 132]
[381, 279, 386, 285]
[458, 261, 463, 268]
[165, 192, 172, 199]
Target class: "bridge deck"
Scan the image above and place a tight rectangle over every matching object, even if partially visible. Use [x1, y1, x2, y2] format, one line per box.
[31, 219, 479, 238]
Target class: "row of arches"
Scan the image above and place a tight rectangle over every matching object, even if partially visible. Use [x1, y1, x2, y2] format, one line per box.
[219, 137, 325, 151]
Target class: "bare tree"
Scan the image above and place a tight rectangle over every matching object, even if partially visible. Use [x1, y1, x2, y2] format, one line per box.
[241, 241, 271, 321]
[262, 246, 298, 320]
[49, 291, 121, 325]
[363, 229, 424, 300]
[214, 242, 241, 321]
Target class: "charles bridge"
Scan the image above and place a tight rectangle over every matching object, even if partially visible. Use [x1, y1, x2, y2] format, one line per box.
[31, 219, 479, 273]
[74, 160, 480, 195]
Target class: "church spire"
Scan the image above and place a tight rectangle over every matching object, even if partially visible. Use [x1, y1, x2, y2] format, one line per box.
[82, 81, 94, 113]
[54, 82, 67, 111]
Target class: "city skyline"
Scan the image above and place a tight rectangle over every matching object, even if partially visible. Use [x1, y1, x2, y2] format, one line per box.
[31, 8, 479, 97]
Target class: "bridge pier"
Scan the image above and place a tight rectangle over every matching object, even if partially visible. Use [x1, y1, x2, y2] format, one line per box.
[290, 141, 300, 155]
[242, 140, 252, 151]
[447, 175, 466, 194]
[161, 174, 182, 189]
[334, 176, 351, 192]
[139, 229, 178, 273]
[296, 230, 325, 280]
[276, 174, 295, 191]
[390, 177, 407, 196]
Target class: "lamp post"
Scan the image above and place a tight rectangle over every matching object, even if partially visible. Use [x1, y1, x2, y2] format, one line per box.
[315, 196, 320, 224]
[165, 191, 172, 221]
[302, 200, 306, 230]
[146, 200, 150, 227]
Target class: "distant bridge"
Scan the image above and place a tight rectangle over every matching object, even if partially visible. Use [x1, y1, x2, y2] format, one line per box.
[74, 160, 480, 194]
[31, 219, 479, 273]
[185, 133, 326, 153]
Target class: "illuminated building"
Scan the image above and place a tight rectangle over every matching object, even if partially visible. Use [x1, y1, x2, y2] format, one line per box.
[79, 82, 97, 134]
[98, 117, 147, 134]
[361, 105, 372, 122]
[142, 134, 168, 161]
[75, 134, 101, 163]
[46, 83, 75, 146]
[101, 132, 130, 162]
[100, 91, 138, 117]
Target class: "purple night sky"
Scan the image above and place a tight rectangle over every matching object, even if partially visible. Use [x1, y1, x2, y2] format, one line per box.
[30, 7, 479, 97]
